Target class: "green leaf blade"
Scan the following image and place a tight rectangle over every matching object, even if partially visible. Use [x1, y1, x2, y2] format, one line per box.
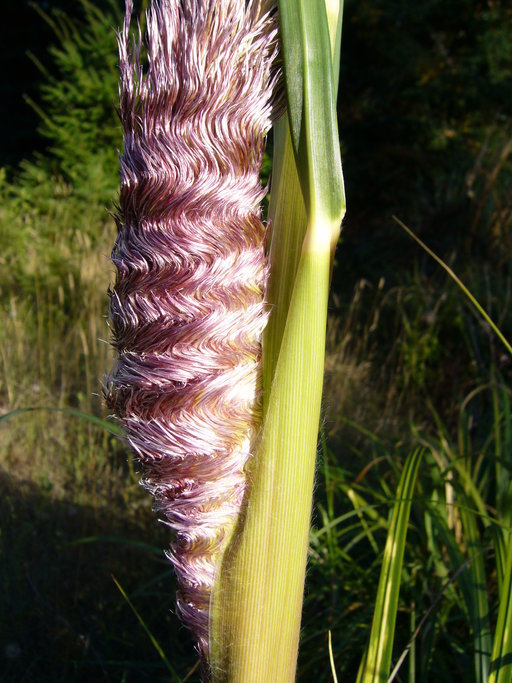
[278, 0, 345, 228]
[360, 448, 424, 683]
[489, 533, 512, 683]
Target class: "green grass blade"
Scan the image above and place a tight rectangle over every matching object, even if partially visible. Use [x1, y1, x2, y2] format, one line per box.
[428, 473, 492, 680]
[299, 0, 345, 221]
[309, 505, 382, 542]
[0, 405, 125, 435]
[393, 216, 512, 358]
[493, 525, 506, 599]
[112, 576, 182, 682]
[489, 531, 512, 683]
[356, 647, 369, 683]
[345, 487, 381, 554]
[389, 552, 477, 682]
[459, 506, 492, 681]
[493, 375, 512, 529]
[428, 502, 492, 642]
[278, 0, 345, 226]
[328, 629, 339, 683]
[408, 598, 416, 683]
[325, 0, 344, 98]
[424, 402, 488, 520]
[360, 448, 424, 683]
[277, 0, 304, 159]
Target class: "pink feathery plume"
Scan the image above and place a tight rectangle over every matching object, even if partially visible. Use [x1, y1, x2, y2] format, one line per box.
[105, 0, 278, 663]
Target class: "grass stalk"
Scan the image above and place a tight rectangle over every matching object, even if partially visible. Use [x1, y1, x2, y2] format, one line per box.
[209, 1, 345, 678]
[210, 217, 333, 681]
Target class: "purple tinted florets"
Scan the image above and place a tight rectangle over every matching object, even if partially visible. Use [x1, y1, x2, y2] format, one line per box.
[105, 0, 278, 663]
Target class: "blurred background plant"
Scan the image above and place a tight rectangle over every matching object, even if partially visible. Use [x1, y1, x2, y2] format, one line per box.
[1, 0, 511, 680]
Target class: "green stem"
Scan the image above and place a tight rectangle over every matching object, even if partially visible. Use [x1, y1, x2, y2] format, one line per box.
[209, 2, 345, 678]
[210, 213, 332, 681]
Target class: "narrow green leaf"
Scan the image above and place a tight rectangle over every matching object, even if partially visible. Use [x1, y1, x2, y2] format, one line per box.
[346, 487, 380, 555]
[112, 576, 182, 682]
[393, 216, 512, 359]
[429, 483, 492, 680]
[299, 1, 344, 223]
[309, 504, 382, 542]
[277, 1, 304, 158]
[425, 402, 488, 520]
[360, 448, 424, 683]
[328, 629, 339, 683]
[278, 0, 345, 225]
[489, 531, 512, 683]
[493, 374, 512, 529]
[459, 505, 492, 681]
[493, 525, 507, 599]
[0, 405, 125, 435]
[408, 598, 416, 683]
[389, 551, 477, 683]
[325, 0, 344, 98]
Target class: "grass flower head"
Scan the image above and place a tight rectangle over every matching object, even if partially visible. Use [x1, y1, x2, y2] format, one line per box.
[106, 0, 278, 662]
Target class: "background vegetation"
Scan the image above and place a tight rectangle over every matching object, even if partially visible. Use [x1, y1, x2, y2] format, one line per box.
[1, 0, 511, 680]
